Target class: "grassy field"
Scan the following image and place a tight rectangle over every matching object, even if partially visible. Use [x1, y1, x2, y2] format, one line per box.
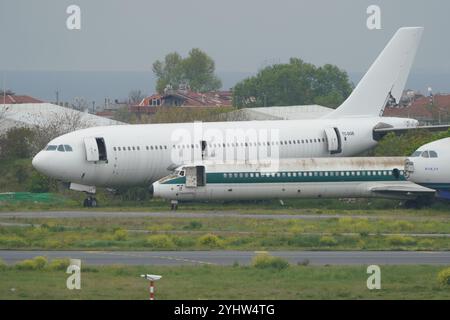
[0, 211, 449, 250]
[0, 264, 449, 300]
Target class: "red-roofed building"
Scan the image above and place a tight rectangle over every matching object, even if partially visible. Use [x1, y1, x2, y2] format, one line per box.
[383, 94, 450, 124]
[129, 90, 232, 114]
[0, 93, 43, 104]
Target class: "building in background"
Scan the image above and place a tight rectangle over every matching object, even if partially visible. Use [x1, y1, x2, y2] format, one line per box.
[129, 89, 232, 114]
[384, 90, 450, 125]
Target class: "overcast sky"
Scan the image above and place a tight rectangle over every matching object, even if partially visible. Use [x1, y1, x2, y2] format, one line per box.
[0, 0, 449, 74]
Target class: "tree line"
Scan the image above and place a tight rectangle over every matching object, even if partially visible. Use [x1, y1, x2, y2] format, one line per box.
[152, 50, 353, 109]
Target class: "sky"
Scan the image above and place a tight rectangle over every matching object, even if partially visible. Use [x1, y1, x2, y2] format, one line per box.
[1, 0, 449, 73]
[0, 0, 449, 103]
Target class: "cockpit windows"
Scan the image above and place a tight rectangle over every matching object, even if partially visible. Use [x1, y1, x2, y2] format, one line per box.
[45, 144, 73, 152]
[429, 151, 438, 158]
[413, 150, 438, 158]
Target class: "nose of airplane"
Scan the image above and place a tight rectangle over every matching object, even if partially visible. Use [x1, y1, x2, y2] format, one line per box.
[152, 181, 161, 198]
[32, 151, 47, 175]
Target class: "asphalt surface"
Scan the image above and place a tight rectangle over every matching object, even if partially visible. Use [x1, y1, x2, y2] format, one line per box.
[0, 210, 442, 221]
[1, 250, 449, 266]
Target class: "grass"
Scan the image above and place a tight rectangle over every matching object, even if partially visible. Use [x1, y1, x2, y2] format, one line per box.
[0, 264, 448, 300]
[0, 214, 449, 251]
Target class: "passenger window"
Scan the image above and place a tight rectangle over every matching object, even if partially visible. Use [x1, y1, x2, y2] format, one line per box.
[429, 151, 438, 158]
[64, 145, 73, 152]
[57, 145, 65, 152]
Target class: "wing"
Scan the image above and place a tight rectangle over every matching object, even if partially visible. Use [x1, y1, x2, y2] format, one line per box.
[367, 181, 436, 199]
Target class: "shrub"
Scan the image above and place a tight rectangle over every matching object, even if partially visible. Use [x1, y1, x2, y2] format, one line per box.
[113, 228, 128, 241]
[48, 258, 70, 271]
[43, 239, 62, 249]
[437, 268, 450, 286]
[184, 221, 203, 230]
[15, 256, 48, 270]
[172, 236, 196, 248]
[28, 171, 51, 193]
[387, 235, 417, 246]
[251, 254, 289, 270]
[198, 233, 224, 248]
[146, 234, 175, 248]
[391, 221, 414, 232]
[319, 235, 338, 246]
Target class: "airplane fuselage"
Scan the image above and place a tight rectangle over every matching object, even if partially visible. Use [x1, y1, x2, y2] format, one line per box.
[32, 116, 417, 188]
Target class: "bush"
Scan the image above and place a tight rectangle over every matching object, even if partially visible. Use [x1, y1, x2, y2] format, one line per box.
[251, 254, 289, 270]
[198, 233, 224, 248]
[387, 235, 417, 246]
[15, 256, 48, 270]
[28, 171, 51, 193]
[437, 268, 450, 286]
[48, 258, 70, 271]
[146, 234, 175, 248]
[319, 235, 338, 246]
[184, 221, 203, 230]
[113, 228, 128, 241]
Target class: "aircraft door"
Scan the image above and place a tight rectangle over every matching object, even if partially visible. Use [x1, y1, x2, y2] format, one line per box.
[324, 127, 342, 154]
[185, 166, 206, 188]
[84, 137, 108, 162]
[84, 137, 99, 161]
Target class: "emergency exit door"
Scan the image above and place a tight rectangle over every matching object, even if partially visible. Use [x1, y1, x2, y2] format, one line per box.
[324, 127, 342, 154]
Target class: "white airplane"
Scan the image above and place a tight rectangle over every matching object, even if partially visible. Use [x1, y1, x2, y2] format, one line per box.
[154, 138, 450, 209]
[32, 27, 425, 206]
[151, 157, 435, 208]
[405, 137, 450, 201]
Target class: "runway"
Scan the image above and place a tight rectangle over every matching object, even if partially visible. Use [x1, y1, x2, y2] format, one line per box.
[0, 210, 444, 221]
[1, 250, 449, 266]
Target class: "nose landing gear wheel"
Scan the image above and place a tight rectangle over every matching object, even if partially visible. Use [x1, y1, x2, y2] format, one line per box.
[170, 199, 178, 211]
[83, 196, 98, 208]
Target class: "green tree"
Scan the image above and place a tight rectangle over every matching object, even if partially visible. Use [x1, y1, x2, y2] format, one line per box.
[152, 52, 184, 93]
[232, 58, 352, 108]
[152, 49, 222, 93]
[0, 127, 35, 160]
[182, 48, 222, 92]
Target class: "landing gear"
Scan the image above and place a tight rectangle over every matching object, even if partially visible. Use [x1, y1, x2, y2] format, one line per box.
[170, 199, 178, 211]
[83, 195, 98, 208]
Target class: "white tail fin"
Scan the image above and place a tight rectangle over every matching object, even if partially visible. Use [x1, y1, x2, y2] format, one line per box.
[324, 27, 423, 118]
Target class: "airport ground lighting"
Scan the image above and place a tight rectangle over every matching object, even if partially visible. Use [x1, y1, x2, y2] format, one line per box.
[140, 274, 162, 300]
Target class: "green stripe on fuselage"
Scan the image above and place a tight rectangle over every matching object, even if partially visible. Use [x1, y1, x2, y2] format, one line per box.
[161, 170, 406, 185]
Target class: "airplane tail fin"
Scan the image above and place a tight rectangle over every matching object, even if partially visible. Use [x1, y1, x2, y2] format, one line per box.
[324, 27, 423, 118]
